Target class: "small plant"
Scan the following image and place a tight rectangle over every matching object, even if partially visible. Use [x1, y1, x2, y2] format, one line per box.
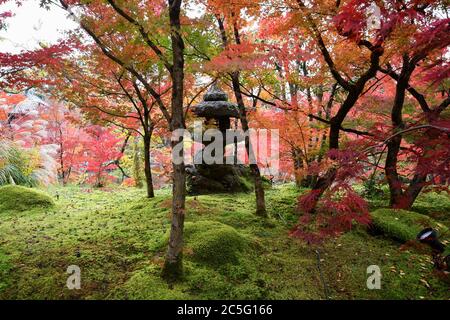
[0, 141, 39, 187]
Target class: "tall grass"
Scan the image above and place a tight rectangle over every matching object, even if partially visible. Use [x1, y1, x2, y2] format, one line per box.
[0, 141, 38, 187]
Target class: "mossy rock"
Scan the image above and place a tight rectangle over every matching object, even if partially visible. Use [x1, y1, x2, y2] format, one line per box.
[370, 209, 448, 243]
[0, 185, 54, 212]
[184, 220, 248, 266]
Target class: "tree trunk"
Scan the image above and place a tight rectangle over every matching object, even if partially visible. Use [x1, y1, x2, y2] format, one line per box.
[133, 136, 143, 188]
[143, 133, 155, 198]
[384, 56, 413, 208]
[116, 133, 131, 183]
[215, 16, 267, 216]
[163, 154, 186, 280]
[402, 173, 427, 209]
[305, 118, 341, 210]
[230, 20, 267, 217]
[306, 85, 366, 211]
[162, 0, 186, 281]
[292, 147, 303, 188]
[231, 73, 267, 217]
[385, 135, 403, 207]
[58, 128, 67, 186]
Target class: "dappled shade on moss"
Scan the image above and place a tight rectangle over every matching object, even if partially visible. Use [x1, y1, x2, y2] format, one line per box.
[0, 185, 54, 212]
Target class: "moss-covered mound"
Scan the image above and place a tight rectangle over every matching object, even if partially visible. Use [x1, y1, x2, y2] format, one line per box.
[0, 185, 54, 212]
[412, 192, 450, 215]
[114, 266, 188, 299]
[184, 220, 248, 266]
[370, 209, 448, 243]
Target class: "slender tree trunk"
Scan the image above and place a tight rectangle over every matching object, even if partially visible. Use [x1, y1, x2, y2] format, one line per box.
[58, 128, 66, 186]
[307, 87, 366, 211]
[116, 133, 131, 183]
[295, 8, 383, 212]
[384, 56, 413, 208]
[292, 147, 304, 188]
[162, 0, 186, 281]
[403, 172, 427, 209]
[231, 41, 267, 216]
[60, 149, 66, 186]
[143, 132, 155, 198]
[133, 136, 143, 188]
[231, 73, 267, 216]
[216, 16, 267, 216]
[385, 134, 403, 207]
[381, 59, 449, 209]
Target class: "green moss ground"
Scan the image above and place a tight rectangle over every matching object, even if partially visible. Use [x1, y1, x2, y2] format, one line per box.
[370, 209, 448, 243]
[0, 184, 448, 299]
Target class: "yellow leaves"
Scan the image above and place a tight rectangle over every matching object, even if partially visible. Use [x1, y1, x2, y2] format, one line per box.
[21, 148, 41, 177]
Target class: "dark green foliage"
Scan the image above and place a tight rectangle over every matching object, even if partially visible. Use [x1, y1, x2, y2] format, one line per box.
[362, 176, 386, 198]
[0, 185, 54, 212]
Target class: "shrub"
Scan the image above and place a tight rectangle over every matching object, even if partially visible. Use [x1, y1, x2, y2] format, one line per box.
[0, 185, 54, 212]
[370, 209, 448, 243]
[184, 220, 248, 266]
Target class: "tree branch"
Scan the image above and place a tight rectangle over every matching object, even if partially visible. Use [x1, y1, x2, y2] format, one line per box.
[308, 114, 373, 136]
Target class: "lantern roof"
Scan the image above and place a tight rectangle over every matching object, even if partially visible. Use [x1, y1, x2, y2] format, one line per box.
[192, 84, 239, 118]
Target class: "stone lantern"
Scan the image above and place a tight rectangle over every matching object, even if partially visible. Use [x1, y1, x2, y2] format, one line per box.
[187, 85, 253, 195]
